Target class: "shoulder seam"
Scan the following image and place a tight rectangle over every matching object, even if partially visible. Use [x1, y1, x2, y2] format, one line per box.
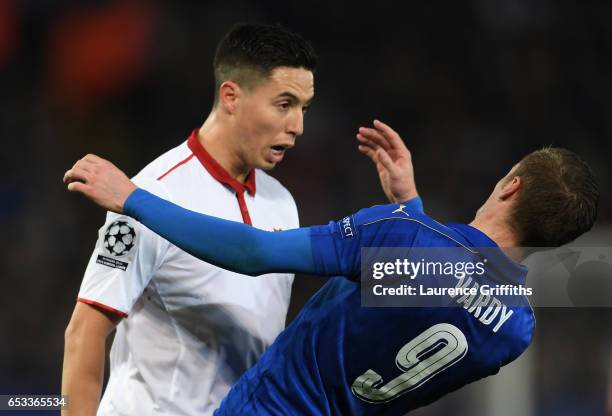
[362, 216, 478, 254]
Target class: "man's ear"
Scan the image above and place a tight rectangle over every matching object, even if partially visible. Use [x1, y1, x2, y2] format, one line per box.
[218, 81, 241, 114]
[500, 176, 521, 200]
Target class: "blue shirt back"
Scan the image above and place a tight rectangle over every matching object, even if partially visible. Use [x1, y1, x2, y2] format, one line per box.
[215, 203, 535, 415]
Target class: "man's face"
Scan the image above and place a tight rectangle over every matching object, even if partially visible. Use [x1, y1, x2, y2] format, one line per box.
[234, 66, 314, 170]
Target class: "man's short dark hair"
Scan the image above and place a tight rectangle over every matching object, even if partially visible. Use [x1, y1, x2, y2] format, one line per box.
[509, 147, 599, 247]
[213, 23, 318, 104]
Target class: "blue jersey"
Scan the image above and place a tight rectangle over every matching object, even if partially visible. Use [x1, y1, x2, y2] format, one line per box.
[122, 190, 534, 415]
[214, 204, 535, 415]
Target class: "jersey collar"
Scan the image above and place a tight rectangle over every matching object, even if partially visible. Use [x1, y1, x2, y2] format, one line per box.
[449, 223, 528, 285]
[187, 129, 256, 196]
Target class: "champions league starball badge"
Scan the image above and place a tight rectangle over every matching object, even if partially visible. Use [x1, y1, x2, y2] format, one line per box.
[103, 220, 136, 257]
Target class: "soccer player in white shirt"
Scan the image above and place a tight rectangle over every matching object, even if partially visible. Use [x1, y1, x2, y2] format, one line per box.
[61, 23, 318, 416]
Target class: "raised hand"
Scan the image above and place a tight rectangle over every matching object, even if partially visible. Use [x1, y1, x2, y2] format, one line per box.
[63, 154, 137, 214]
[356, 120, 418, 204]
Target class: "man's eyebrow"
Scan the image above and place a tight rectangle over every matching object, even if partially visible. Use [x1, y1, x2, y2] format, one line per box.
[277, 92, 314, 105]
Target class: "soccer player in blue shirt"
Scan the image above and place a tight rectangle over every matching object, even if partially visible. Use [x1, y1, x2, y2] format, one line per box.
[64, 122, 598, 415]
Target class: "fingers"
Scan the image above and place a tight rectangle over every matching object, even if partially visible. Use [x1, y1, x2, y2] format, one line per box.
[68, 156, 98, 180]
[357, 120, 410, 160]
[372, 119, 409, 152]
[66, 180, 92, 195]
[356, 132, 380, 150]
[63, 165, 90, 185]
[63, 170, 73, 184]
[71, 154, 107, 171]
[81, 153, 106, 164]
[376, 148, 398, 176]
[357, 128, 391, 151]
[73, 154, 103, 168]
[71, 160, 93, 175]
[64, 154, 110, 184]
[357, 144, 379, 164]
[359, 143, 399, 178]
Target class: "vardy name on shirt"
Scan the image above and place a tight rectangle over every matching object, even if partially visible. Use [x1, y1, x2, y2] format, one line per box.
[372, 276, 532, 333]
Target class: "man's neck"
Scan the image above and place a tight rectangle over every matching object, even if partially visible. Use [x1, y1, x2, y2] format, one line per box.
[469, 216, 524, 262]
[197, 114, 251, 184]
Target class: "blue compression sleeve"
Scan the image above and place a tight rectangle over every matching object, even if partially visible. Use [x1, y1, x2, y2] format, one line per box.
[124, 189, 315, 275]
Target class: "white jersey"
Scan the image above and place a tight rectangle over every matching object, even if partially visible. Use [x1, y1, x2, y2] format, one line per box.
[78, 130, 298, 416]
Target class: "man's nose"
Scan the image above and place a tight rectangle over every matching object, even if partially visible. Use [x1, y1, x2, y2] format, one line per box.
[287, 109, 304, 137]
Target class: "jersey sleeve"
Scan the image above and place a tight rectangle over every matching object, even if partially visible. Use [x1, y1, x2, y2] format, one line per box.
[78, 178, 170, 317]
[309, 198, 424, 279]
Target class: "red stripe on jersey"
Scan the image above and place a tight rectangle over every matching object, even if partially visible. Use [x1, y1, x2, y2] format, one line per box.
[77, 297, 128, 318]
[236, 192, 252, 225]
[187, 129, 256, 225]
[157, 153, 195, 181]
[187, 129, 256, 196]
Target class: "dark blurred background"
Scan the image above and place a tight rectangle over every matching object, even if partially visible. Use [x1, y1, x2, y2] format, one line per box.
[1, 1, 611, 415]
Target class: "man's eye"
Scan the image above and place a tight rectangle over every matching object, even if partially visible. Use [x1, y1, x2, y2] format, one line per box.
[302, 106, 310, 114]
[278, 102, 290, 110]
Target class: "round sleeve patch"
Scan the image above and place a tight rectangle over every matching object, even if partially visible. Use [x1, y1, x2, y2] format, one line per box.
[103, 220, 137, 257]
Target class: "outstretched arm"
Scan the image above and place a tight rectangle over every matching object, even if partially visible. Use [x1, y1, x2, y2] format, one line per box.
[64, 154, 423, 278]
[124, 188, 314, 275]
[63, 155, 315, 275]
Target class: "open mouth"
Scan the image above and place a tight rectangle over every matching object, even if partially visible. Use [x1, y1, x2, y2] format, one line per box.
[269, 144, 291, 163]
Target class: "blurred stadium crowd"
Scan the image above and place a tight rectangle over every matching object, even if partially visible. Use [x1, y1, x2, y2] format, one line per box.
[1, 1, 611, 415]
